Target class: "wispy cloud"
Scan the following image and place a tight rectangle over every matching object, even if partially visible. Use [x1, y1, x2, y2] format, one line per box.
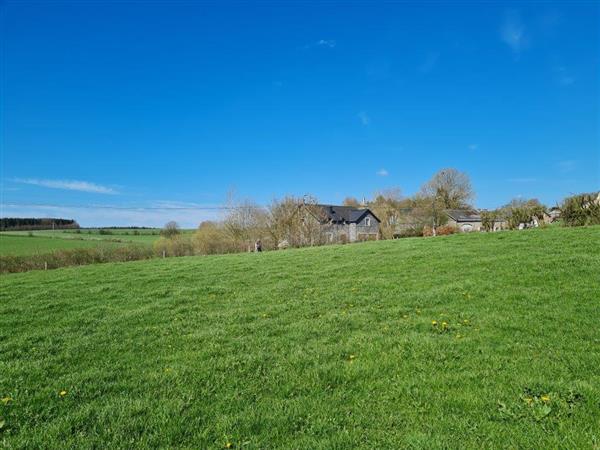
[553, 66, 575, 86]
[316, 39, 336, 48]
[13, 178, 118, 194]
[468, 144, 478, 151]
[501, 11, 529, 56]
[0, 203, 220, 228]
[556, 160, 577, 173]
[419, 52, 439, 73]
[376, 169, 389, 177]
[358, 111, 370, 126]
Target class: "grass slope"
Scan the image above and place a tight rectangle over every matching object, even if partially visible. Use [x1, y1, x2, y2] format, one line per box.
[0, 235, 123, 256]
[1, 227, 599, 448]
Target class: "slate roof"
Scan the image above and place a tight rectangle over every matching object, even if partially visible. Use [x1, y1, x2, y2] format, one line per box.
[445, 209, 482, 222]
[313, 205, 380, 224]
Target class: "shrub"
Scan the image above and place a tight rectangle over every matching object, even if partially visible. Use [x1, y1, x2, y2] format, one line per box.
[192, 222, 237, 255]
[0, 245, 155, 274]
[394, 227, 424, 239]
[436, 225, 457, 235]
[98, 229, 113, 235]
[561, 192, 600, 227]
[153, 236, 194, 257]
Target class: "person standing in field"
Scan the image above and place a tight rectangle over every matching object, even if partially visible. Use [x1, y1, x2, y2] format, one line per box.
[255, 239, 262, 252]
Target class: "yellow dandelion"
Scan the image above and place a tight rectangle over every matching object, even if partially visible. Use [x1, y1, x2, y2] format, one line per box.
[541, 394, 550, 402]
[59, 390, 67, 397]
[431, 320, 438, 326]
[225, 442, 233, 449]
[442, 321, 448, 328]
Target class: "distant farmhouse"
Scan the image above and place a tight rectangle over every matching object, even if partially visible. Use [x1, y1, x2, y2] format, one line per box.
[303, 204, 380, 243]
[445, 209, 485, 232]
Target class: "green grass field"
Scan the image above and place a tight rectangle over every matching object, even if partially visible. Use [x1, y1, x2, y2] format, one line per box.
[0, 229, 162, 248]
[1, 226, 599, 448]
[0, 229, 196, 256]
[0, 235, 125, 256]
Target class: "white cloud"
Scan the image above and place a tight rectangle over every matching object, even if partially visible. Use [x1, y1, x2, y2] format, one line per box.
[316, 39, 336, 48]
[468, 144, 478, 151]
[0, 203, 223, 228]
[358, 111, 370, 126]
[376, 169, 389, 177]
[501, 11, 529, 56]
[13, 178, 118, 194]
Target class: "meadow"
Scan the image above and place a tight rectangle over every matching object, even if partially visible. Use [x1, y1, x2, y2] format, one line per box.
[0, 235, 124, 256]
[1, 226, 599, 448]
[0, 229, 163, 250]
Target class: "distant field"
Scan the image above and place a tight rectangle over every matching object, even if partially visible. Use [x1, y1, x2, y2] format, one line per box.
[0, 229, 195, 256]
[1, 226, 599, 448]
[0, 229, 163, 245]
[0, 235, 125, 256]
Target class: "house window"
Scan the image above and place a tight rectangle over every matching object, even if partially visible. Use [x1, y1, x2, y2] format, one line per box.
[365, 217, 371, 227]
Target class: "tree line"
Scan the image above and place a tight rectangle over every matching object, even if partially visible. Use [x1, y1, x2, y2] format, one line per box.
[153, 168, 599, 257]
[0, 218, 80, 231]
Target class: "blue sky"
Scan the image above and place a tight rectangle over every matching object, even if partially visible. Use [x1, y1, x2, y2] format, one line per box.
[1, 1, 599, 227]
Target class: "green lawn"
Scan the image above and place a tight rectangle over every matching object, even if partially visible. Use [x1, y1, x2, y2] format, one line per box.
[1, 226, 599, 448]
[0, 235, 124, 256]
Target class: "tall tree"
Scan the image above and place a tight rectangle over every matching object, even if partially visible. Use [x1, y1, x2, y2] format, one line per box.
[418, 168, 474, 235]
[420, 168, 474, 209]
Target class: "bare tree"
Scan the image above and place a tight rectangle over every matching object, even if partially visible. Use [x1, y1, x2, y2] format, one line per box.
[420, 168, 474, 209]
[223, 194, 269, 251]
[368, 187, 404, 239]
[418, 168, 474, 235]
[342, 197, 361, 207]
[160, 221, 181, 239]
[268, 196, 303, 246]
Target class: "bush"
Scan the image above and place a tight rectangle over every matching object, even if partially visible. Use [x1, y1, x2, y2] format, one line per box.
[192, 222, 237, 255]
[422, 225, 457, 236]
[153, 236, 194, 257]
[436, 225, 458, 235]
[393, 227, 424, 239]
[0, 245, 155, 274]
[98, 229, 113, 235]
[561, 192, 600, 227]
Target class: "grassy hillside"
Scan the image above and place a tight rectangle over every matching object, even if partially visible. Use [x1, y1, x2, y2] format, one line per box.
[0, 235, 124, 256]
[1, 227, 599, 448]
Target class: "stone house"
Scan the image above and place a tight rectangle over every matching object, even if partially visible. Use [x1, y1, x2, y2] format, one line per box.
[445, 209, 484, 232]
[303, 204, 381, 243]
